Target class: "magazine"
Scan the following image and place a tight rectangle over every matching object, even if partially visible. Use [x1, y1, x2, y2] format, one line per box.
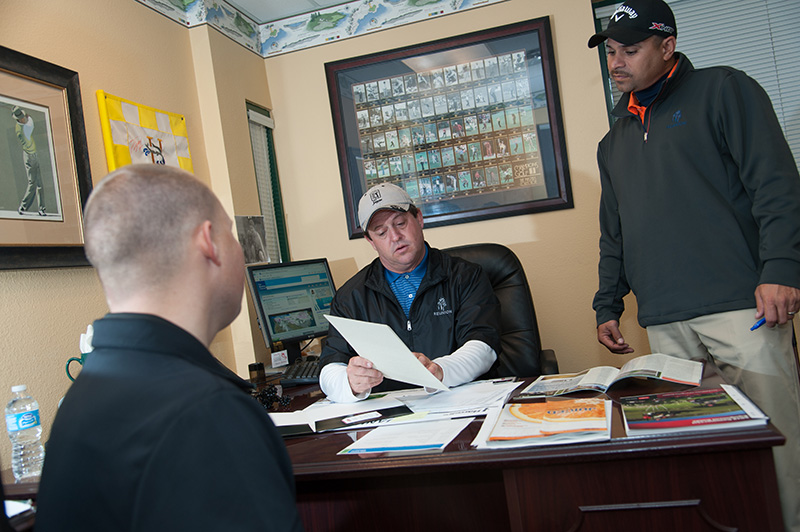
[481, 397, 611, 448]
[620, 384, 768, 437]
[518, 353, 703, 397]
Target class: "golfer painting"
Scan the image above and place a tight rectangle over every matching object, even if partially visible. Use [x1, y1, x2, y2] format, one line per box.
[13, 106, 47, 216]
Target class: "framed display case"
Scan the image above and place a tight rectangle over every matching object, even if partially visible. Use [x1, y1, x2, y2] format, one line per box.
[326, 17, 572, 238]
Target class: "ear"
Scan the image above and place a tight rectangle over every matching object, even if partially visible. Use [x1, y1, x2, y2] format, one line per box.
[414, 208, 424, 229]
[196, 220, 221, 266]
[366, 233, 378, 251]
[661, 36, 676, 61]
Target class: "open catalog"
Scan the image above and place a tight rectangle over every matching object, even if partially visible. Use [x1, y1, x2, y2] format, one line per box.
[518, 353, 703, 398]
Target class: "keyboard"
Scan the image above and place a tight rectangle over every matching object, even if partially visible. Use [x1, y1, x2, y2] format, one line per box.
[280, 359, 321, 387]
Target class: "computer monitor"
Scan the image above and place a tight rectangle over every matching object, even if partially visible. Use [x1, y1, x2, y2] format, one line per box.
[245, 258, 336, 365]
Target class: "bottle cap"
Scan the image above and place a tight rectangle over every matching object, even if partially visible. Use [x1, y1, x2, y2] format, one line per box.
[11, 385, 26, 393]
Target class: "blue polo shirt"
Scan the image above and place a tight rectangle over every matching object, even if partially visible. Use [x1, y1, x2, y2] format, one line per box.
[384, 246, 429, 317]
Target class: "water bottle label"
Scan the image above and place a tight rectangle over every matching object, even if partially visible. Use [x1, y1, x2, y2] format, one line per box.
[5, 410, 40, 432]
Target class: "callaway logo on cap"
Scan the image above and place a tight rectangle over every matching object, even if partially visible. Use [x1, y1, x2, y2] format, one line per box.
[588, 0, 676, 48]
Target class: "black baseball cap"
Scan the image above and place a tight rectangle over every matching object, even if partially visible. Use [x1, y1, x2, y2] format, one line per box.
[588, 0, 676, 48]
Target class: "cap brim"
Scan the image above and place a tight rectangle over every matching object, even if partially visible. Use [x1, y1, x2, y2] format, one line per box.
[588, 27, 654, 48]
[361, 204, 410, 231]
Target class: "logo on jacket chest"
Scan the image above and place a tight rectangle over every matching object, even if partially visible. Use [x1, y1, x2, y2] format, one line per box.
[433, 297, 453, 316]
[666, 109, 687, 129]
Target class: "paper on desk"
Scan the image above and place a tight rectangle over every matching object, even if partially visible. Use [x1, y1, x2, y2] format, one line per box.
[337, 417, 474, 455]
[269, 411, 315, 430]
[324, 315, 448, 391]
[303, 395, 407, 419]
[5, 500, 32, 518]
[471, 406, 503, 448]
[270, 395, 408, 431]
[391, 379, 521, 416]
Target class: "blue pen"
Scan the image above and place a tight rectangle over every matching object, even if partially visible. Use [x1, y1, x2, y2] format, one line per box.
[750, 317, 766, 331]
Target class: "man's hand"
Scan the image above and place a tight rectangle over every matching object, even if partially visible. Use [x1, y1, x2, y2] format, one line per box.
[346, 356, 383, 395]
[755, 283, 800, 327]
[597, 320, 634, 354]
[413, 352, 443, 381]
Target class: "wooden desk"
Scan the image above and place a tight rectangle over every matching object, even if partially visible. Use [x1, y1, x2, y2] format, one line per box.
[0, 470, 38, 502]
[3, 372, 785, 531]
[283, 371, 785, 532]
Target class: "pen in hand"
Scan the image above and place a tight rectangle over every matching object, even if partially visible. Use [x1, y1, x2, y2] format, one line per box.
[750, 317, 766, 331]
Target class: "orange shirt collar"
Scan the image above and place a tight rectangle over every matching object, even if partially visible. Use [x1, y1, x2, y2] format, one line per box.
[627, 60, 679, 122]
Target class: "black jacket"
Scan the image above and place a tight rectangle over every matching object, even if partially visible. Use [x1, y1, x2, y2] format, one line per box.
[594, 53, 800, 327]
[321, 245, 501, 391]
[36, 313, 303, 532]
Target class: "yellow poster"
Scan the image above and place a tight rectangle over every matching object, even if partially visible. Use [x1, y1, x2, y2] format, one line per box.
[96, 90, 192, 172]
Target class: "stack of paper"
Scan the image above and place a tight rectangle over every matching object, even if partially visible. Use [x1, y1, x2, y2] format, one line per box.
[337, 417, 474, 455]
[391, 379, 521, 418]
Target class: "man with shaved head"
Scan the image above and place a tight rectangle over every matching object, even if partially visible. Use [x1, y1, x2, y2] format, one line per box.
[36, 164, 304, 531]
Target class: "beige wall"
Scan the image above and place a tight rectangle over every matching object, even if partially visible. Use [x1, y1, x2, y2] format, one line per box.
[0, 0, 653, 469]
[263, 0, 649, 374]
[0, 0, 270, 467]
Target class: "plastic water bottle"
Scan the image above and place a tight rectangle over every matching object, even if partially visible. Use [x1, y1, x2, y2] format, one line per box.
[5, 385, 45, 481]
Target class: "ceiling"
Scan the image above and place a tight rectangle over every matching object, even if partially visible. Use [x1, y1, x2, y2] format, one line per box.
[225, 0, 349, 24]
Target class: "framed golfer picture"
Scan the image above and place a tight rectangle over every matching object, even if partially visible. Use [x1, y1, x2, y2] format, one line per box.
[0, 46, 92, 269]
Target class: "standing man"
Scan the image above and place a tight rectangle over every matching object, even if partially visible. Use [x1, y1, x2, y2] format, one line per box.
[320, 183, 501, 402]
[588, 1, 800, 529]
[12, 106, 45, 216]
[36, 164, 303, 532]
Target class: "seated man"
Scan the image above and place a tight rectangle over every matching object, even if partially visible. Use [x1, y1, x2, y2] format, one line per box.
[320, 183, 501, 402]
[36, 165, 304, 531]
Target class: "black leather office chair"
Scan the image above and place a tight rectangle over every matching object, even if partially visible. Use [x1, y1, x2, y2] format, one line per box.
[443, 243, 558, 379]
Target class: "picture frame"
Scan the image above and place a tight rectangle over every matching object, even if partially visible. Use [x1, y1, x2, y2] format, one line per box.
[0, 46, 92, 269]
[326, 17, 572, 239]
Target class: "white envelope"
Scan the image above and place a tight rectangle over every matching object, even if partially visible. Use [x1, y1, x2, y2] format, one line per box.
[324, 315, 448, 391]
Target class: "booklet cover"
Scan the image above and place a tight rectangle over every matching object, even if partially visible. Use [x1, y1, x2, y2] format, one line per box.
[620, 384, 768, 437]
[485, 397, 610, 447]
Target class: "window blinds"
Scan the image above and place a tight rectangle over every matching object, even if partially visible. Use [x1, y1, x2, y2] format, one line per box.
[247, 110, 283, 263]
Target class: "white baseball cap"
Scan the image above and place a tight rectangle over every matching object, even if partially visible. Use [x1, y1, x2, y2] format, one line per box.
[358, 183, 413, 230]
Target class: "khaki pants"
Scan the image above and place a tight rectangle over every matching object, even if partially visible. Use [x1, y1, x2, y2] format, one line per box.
[648, 309, 800, 532]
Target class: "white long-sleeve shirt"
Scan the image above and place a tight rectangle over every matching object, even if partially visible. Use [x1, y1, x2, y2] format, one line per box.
[320, 339, 496, 403]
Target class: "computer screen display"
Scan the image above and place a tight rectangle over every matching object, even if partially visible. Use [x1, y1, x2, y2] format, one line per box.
[246, 259, 335, 361]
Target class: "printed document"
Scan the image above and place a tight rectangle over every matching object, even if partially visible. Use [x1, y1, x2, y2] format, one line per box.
[325, 315, 448, 391]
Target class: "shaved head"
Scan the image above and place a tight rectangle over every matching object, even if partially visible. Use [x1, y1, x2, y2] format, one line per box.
[84, 164, 222, 299]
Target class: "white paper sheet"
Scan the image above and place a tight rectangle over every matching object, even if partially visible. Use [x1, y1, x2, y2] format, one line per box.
[325, 315, 449, 391]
